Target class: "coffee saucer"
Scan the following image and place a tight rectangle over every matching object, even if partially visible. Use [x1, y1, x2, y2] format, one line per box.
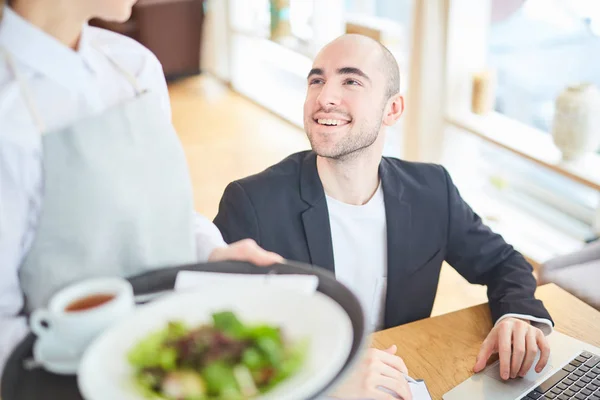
[32, 334, 82, 375]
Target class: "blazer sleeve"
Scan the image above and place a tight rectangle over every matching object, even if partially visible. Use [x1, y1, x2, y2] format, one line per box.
[441, 166, 553, 325]
[213, 181, 261, 245]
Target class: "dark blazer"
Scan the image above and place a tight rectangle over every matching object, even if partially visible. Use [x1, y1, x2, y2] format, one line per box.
[214, 151, 553, 329]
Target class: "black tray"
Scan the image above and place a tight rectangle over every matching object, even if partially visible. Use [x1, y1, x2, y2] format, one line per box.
[1, 260, 366, 400]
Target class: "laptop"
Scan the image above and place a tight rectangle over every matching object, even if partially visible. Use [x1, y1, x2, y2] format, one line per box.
[443, 331, 600, 400]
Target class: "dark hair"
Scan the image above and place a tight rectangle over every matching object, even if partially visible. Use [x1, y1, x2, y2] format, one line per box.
[378, 42, 400, 99]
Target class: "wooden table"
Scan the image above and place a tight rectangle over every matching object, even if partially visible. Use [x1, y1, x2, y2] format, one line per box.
[371, 284, 600, 400]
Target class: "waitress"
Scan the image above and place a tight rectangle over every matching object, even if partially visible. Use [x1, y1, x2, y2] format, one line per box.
[0, 0, 282, 375]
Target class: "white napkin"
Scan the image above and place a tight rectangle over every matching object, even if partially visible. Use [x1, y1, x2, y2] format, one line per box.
[337, 381, 432, 400]
[174, 271, 319, 295]
[408, 381, 433, 400]
[375, 381, 433, 400]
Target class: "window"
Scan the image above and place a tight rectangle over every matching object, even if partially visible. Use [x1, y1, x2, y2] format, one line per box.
[440, 127, 595, 262]
[229, 0, 270, 36]
[437, 0, 600, 263]
[483, 0, 600, 239]
[228, 0, 315, 53]
[227, 1, 345, 128]
[488, 0, 600, 137]
[289, 0, 314, 43]
[345, 0, 413, 26]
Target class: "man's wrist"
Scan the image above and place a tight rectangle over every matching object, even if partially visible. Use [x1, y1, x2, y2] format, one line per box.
[496, 313, 553, 336]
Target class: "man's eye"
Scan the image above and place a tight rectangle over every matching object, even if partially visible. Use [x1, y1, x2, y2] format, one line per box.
[310, 78, 324, 85]
[345, 79, 360, 86]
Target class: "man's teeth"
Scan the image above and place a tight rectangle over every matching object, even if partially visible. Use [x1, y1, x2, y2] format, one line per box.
[317, 119, 344, 126]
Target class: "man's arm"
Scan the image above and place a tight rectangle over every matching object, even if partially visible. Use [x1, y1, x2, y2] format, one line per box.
[440, 166, 553, 379]
[193, 213, 227, 262]
[213, 181, 261, 245]
[441, 166, 553, 326]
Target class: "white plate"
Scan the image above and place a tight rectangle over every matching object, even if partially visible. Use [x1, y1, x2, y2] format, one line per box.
[77, 284, 353, 400]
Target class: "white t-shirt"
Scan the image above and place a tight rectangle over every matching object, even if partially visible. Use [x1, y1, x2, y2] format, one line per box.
[326, 181, 553, 337]
[326, 183, 388, 332]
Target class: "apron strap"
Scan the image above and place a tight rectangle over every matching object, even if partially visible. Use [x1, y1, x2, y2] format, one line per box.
[1, 47, 47, 133]
[93, 43, 144, 95]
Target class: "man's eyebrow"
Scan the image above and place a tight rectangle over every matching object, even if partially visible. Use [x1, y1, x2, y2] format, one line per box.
[337, 67, 371, 82]
[307, 68, 324, 79]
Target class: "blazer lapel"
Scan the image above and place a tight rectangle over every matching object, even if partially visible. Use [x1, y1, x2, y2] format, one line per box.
[299, 152, 335, 274]
[380, 158, 413, 328]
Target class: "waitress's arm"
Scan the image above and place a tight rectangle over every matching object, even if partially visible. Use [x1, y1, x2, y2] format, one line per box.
[193, 212, 227, 261]
[0, 143, 40, 381]
[194, 213, 283, 266]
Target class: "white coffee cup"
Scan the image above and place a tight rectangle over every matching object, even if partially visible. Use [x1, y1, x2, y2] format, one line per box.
[29, 277, 135, 355]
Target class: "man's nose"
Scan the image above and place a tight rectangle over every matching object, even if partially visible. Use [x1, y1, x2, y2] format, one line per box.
[316, 82, 342, 109]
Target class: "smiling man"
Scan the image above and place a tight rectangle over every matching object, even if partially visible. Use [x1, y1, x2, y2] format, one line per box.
[214, 34, 553, 400]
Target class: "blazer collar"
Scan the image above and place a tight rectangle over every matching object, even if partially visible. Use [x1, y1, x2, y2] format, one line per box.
[299, 152, 333, 273]
[379, 157, 405, 201]
[299, 151, 325, 206]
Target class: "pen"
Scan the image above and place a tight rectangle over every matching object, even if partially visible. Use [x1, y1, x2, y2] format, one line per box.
[402, 372, 418, 384]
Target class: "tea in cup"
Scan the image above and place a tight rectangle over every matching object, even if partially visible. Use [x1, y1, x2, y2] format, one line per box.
[29, 277, 135, 355]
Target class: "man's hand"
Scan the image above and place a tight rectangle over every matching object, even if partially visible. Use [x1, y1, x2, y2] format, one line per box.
[208, 239, 284, 266]
[474, 317, 551, 380]
[332, 345, 413, 400]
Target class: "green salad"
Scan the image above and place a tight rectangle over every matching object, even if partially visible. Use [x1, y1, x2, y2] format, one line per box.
[127, 311, 307, 400]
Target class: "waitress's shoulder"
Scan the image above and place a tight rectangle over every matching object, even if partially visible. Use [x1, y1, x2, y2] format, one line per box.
[87, 25, 163, 79]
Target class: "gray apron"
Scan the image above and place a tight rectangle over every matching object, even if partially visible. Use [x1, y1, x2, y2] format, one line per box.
[3, 46, 197, 310]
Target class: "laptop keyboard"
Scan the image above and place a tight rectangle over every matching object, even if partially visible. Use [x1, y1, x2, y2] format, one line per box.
[523, 351, 600, 400]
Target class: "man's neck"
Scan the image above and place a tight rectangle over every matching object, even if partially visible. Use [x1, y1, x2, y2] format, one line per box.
[317, 149, 382, 206]
[12, 0, 86, 49]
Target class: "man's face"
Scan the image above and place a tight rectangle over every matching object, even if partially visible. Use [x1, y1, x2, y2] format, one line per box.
[303, 38, 388, 160]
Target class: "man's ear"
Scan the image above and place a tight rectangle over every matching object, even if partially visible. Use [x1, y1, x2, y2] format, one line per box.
[382, 94, 404, 127]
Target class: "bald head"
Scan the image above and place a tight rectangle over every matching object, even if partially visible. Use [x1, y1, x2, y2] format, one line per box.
[304, 35, 405, 161]
[377, 40, 401, 99]
[320, 34, 400, 100]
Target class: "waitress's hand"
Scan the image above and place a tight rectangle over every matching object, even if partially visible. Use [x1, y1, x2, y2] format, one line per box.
[208, 239, 284, 266]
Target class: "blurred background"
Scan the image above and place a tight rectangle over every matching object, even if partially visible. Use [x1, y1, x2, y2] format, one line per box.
[94, 0, 600, 313]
